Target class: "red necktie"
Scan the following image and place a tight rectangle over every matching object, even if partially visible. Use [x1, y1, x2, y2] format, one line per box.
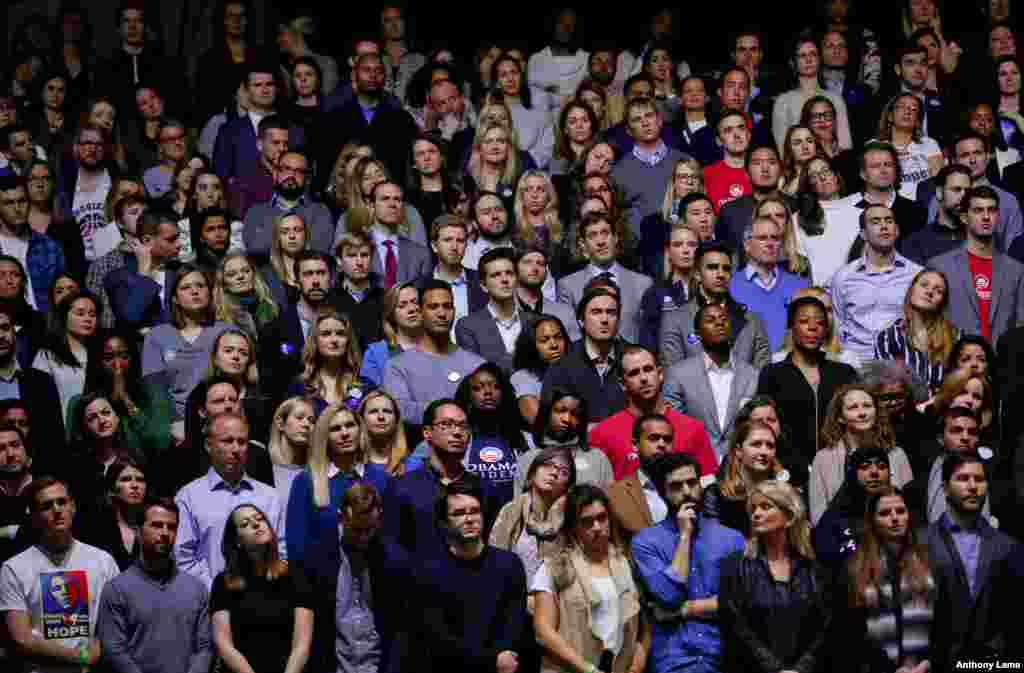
[383, 240, 397, 288]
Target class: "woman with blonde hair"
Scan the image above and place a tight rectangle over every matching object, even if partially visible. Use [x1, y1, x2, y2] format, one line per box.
[266, 397, 315, 506]
[336, 156, 427, 246]
[532, 484, 650, 673]
[213, 252, 279, 339]
[322, 143, 374, 220]
[837, 486, 935, 673]
[719, 480, 830, 673]
[875, 93, 942, 200]
[360, 282, 423, 386]
[466, 121, 522, 200]
[659, 158, 704, 223]
[212, 503, 313, 673]
[875, 269, 958, 393]
[514, 170, 564, 250]
[774, 286, 859, 367]
[285, 402, 392, 565]
[780, 124, 826, 195]
[809, 383, 914, 525]
[260, 213, 309, 307]
[358, 388, 418, 475]
[702, 420, 787, 536]
[928, 369, 997, 444]
[286, 310, 371, 415]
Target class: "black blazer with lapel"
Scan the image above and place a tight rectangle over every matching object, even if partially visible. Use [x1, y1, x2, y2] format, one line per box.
[257, 303, 306, 407]
[454, 308, 534, 374]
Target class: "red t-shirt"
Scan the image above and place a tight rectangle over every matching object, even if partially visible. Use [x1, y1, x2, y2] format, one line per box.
[968, 251, 993, 341]
[589, 407, 718, 481]
[703, 161, 752, 214]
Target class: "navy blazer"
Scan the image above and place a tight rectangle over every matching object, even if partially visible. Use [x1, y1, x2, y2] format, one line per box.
[104, 265, 176, 331]
[213, 115, 306, 181]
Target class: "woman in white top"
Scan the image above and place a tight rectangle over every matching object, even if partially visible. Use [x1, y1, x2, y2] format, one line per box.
[809, 384, 914, 525]
[874, 93, 942, 200]
[794, 155, 860, 288]
[772, 34, 853, 153]
[32, 288, 98, 419]
[490, 53, 556, 169]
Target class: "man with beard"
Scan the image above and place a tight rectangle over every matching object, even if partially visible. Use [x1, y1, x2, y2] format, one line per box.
[259, 252, 334, 400]
[0, 307, 63, 471]
[631, 452, 745, 673]
[514, 244, 579, 342]
[1, 178, 64, 315]
[414, 479, 532, 673]
[923, 407, 992, 524]
[314, 52, 418, 192]
[930, 186, 1024, 345]
[463, 192, 513, 271]
[812, 449, 896, 573]
[0, 477, 119, 672]
[0, 425, 33, 563]
[226, 116, 290, 219]
[925, 452, 1016, 671]
[389, 400, 497, 558]
[456, 248, 533, 374]
[383, 280, 485, 426]
[243, 150, 335, 261]
[591, 345, 717, 482]
[97, 498, 213, 673]
[902, 164, 972, 265]
[527, 8, 589, 104]
[663, 304, 760, 463]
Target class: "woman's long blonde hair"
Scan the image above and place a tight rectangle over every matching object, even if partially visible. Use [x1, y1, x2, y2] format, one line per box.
[301, 310, 362, 399]
[213, 252, 278, 325]
[382, 281, 420, 347]
[903, 269, 957, 363]
[720, 420, 785, 500]
[357, 389, 411, 476]
[743, 480, 816, 560]
[513, 169, 563, 246]
[754, 197, 810, 276]
[661, 158, 705, 220]
[308, 403, 366, 507]
[267, 397, 314, 468]
[469, 121, 520, 187]
[269, 213, 309, 285]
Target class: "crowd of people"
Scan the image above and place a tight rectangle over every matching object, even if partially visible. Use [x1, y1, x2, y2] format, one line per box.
[3, 0, 1024, 672]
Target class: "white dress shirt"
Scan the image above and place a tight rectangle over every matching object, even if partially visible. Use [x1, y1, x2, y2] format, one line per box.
[488, 303, 522, 354]
[704, 352, 735, 434]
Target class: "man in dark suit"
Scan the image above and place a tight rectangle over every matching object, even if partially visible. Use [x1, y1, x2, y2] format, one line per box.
[365, 182, 431, 290]
[104, 211, 181, 333]
[924, 452, 1017, 672]
[213, 63, 305, 183]
[663, 303, 760, 462]
[225, 115, 290, 220]
[258, 252, 334, 404]
[455, 248, 533, 374]
[313, 52, 418, 192]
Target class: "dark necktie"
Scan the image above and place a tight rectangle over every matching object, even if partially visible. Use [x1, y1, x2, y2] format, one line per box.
[383, 240, 397, 288]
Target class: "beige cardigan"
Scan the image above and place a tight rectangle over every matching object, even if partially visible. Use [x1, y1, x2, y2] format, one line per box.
[809, 440, 914, 526]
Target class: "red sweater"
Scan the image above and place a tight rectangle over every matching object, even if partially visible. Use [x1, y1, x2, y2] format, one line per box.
[704, 161, 751, 213]
[589, 407, 717, 480]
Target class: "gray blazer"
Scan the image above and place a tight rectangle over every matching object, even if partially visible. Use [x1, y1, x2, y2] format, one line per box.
[663, 355, 760, 461]
[658, 300, 771, 369]
[928, 247, 1024, 347]
[455, 308, 535, 373]
[556, 265, 653, 343]
[369, 237, 432, 287]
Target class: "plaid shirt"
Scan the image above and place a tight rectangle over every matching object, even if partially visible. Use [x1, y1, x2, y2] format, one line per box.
[25, 232, 65, 314]
[85, 243, 131, 329]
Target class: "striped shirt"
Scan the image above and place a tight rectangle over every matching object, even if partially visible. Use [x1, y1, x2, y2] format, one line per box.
[874, 318, 954, 392]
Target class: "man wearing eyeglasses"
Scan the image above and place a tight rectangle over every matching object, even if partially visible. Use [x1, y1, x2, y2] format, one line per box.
[387, 399, 498, 560]
[64, 125, 114, 264]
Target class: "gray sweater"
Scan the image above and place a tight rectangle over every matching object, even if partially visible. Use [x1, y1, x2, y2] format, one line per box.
[96, 563, 212, 673]
[141, 322, 233, 419]
[242, 200, 337, 258]
[611, 149, 689, 231]
[382, 347, 485, 425]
